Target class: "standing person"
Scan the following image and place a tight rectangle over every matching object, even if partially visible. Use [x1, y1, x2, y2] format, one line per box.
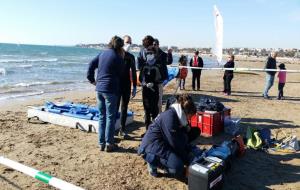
[178, 55, 188, 90]
[277, 63, 286, 100]
[223, 54, 235, 95]
[117, 35, 137, 139]
[138, 94, 198, 178]
[87, 36, 124, 152]
[167, 48, 173, 65]
[137, 36, 166, 132]
[153, 39, 168, 113]
[263, 52, 277, 99]
[189, 51, 204, 91]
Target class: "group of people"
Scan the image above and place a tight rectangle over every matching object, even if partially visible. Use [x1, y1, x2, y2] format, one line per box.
[87, 35, 286, 178]
[263, 52, 287, 100]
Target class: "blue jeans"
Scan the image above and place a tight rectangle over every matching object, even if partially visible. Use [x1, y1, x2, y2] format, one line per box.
[263, 74, 275, 96]
[96, 92, 118, 146]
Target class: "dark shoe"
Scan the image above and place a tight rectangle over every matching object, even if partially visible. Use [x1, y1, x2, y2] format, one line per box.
[197, 89, 200, 91]
[99, 144, 105, 151]
[192, 88, 195, 91]
[263, 95, 270, 99]
[105, 144, 119, 152]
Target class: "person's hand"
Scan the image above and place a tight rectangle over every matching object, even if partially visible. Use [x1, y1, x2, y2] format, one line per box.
[132, 86, 137, 98]
[146, 82, 154, 88]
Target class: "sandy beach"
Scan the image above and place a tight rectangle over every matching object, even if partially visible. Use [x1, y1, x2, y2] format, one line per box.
[0, 59, 300, 190]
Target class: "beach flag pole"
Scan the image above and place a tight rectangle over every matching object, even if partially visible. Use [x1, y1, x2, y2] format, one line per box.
[0, 156, 84, 190]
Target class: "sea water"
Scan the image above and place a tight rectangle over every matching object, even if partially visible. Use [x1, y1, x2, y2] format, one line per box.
[0, 43, 217, 101]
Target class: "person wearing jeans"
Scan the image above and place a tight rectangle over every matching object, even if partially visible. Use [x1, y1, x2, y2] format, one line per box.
[263, 52, 277, 99]
[97, 92, 118, 146]
[87, 36, 125, 152]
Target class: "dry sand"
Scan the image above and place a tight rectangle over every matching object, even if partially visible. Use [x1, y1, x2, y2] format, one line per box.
[0, 59, 300, 190]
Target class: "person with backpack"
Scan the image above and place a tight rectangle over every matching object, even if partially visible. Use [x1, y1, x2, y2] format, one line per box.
[177, 55, 188, 90]
[189, 51, 204, 91]
[87, 36, 125, 152]
[137, 36, 167, 132]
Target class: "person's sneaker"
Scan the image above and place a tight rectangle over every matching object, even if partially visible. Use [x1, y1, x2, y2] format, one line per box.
[147, 164, 158, 177]
[119, 129, 130, 140]
[99, 144, 105, 151]
[105, 144, 119, 152]
[263, 95, 270, 99]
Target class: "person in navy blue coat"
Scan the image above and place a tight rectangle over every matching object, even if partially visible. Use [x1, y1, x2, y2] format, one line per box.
[87, 36, 125, 152]
[138, 94, 198, 178]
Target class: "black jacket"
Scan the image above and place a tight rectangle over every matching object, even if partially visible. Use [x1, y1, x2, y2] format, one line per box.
[121, 52, 137, 89]
[265, 57, 277, 76]
[189, 56, 204, 73]
[224, 61, 235, 75]
[167, 52, 173, 65]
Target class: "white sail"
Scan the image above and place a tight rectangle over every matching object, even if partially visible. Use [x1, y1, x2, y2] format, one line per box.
[213, 5, 223, 65]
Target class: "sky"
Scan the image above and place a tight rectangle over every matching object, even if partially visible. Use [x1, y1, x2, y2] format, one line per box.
[0, 0, 300, 48]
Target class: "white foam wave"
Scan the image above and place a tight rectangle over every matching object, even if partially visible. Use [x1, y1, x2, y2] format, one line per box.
[0, 58, 58, 63]
[18, 64, 33, 68]
[0, 91, 44, 101]
[0, 68, 6, 75]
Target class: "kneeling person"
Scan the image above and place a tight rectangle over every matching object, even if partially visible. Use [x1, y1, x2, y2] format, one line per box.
[138, 94, 198, 178]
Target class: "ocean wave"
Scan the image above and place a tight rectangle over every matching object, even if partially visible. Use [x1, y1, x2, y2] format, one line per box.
[13, 81, 77, 87]
[0, 91, 45, 101]
[17, 64, 33, 68]
[0, 68, 6, 75]
[0, 58, 58, 63]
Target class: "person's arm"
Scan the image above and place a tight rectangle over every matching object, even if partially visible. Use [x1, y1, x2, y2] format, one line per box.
[167, 53, 173, 65]
[137, 50, 145, 71]
[87, 55, 99, 84]
[160, 116, 189, 162]
[130, 54, 137, 88]
[198, 57, 204, 68]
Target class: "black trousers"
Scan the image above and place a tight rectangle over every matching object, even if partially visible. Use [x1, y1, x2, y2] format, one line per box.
[117, 84, 131, 131]
[278, 83, 285, 99]
[192, 70, 202, 90]
[142, 85, 159, 129]
[223, 74, 233, 94]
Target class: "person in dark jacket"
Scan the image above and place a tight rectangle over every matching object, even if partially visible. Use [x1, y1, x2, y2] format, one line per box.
[263, 52, 277, 99]
[87, 36, 125, 152]
[223, 54, 235, 95]
[167, 48, 173, 65]
[116, 35, 137, 139]
[138, 94, 198, 178]
[137, 36, 167, 131]
[154, 39, 168, 113]
[189, 51, 204, 91]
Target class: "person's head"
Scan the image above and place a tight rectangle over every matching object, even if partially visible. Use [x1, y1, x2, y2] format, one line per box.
[123, 35, 132, 52]
[153, 39, 160, 47]
[168, 48, 173, 54]
[142, 35, 155, 48]
[278, 63, 286, 70]
[176, 94, 196, 120]
[271, 51, 278, 59]
[194, 51, 199, 56]
[179, 55, 187, 65]
[108, 36, 124, 56]
[227, 54, 235, 62]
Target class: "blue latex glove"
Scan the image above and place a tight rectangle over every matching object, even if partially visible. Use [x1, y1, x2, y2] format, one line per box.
[132, 86, 137, 98]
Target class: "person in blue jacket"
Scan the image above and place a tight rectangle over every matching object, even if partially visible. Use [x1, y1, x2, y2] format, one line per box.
[138, 94, 198, 178]
[87, 36, 125, 152]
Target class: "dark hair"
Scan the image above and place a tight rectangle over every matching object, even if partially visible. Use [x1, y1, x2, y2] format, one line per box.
[142, 35, 155, 48]
[278, 63, 286, 70]
[179, 55, 187, 66]
[177, 94, 196, 115]
[154, 39, 159, 46]
[195, 51, 199, 55]
[108, 35, 124, 49]
[229, 54, 235, 60]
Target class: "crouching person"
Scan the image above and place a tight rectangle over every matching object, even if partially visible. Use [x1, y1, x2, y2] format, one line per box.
[138, 94, 199, 178]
